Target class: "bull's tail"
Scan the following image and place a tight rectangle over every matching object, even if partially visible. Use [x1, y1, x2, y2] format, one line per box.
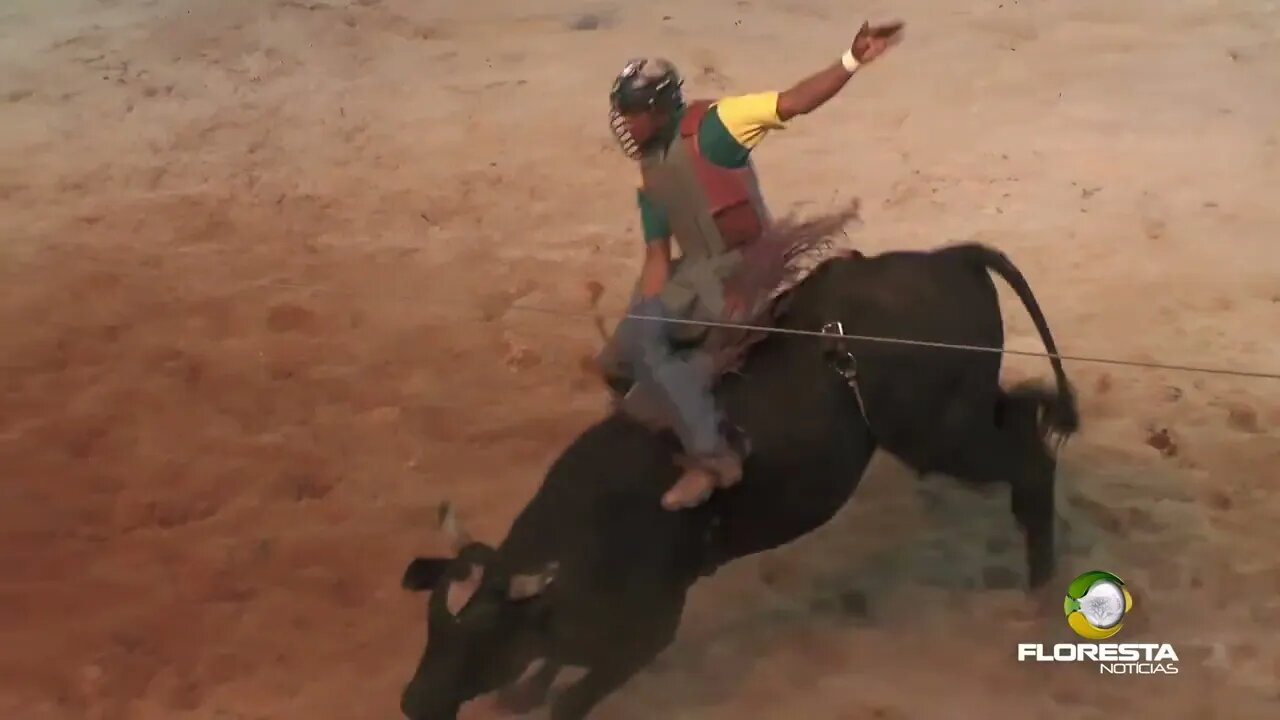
[954, 243, 1080, 442]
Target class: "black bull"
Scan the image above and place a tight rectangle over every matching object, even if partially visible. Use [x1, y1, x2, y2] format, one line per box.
[398, 242, 1080, 719]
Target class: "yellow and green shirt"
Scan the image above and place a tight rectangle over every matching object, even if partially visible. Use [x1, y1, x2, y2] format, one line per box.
[637, 92, 786, 243]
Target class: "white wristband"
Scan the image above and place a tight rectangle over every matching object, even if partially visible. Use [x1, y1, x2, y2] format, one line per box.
[841, 48, 861, 73]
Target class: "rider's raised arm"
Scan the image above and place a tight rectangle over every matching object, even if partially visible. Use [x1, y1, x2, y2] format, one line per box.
[775, 19, 905, 121]
[689, 65, 852, 173]
[694, 82, 849, 168]
[695, 20, 904, 170]
[776, 63, 860, 121]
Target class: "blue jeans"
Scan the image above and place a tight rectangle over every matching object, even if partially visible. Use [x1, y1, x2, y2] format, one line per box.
[598, 295, 728, 457]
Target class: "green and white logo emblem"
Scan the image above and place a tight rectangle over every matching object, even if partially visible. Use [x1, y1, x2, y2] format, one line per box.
[1064, 570, 1133, 640]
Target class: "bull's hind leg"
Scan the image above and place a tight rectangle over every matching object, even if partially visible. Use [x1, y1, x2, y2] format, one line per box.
[996, 390, 1060, 588]
[939, 395, 1058, 589]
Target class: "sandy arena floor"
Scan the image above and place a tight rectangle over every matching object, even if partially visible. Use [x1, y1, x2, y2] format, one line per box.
[2, 0, 1279, 718]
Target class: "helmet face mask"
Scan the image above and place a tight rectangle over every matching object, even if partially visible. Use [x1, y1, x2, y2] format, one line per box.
[608, 58, 684, 158]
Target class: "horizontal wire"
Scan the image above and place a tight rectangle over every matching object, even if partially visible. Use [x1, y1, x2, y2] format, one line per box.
[509, 303, 1280, 382]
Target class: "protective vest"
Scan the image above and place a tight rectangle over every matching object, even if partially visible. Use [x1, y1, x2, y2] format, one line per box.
[638, 100, 770, 263]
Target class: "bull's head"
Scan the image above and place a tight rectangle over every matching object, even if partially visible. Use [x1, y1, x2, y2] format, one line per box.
[398, 502, 557, 719]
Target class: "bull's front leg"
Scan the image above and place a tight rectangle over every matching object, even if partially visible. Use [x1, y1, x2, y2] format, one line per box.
[549, 653, 651, 720]
[550, 592, 684, 718]
[496, 659, 562, 713]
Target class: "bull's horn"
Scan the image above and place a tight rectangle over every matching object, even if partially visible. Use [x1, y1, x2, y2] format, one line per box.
[436, 501, 472, 552]
[508, 562, 559, 600]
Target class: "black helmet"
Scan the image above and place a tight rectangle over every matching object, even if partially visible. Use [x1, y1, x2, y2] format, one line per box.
[609, 57, 684, 114]
[608, 57, 684, 158]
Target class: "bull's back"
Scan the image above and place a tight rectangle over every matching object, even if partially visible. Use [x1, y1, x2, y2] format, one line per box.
[838, 247, 1002, 342]
[497, 415, 709, 590]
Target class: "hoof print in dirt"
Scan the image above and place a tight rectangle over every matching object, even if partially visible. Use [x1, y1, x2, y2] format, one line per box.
[810, 588, 871, 623]
[566, 12, 613, 31]
[1067, 492, 1126, 536]
[584, 280, 605, 307]
[1222, 402, 1262, 434]
[1094, 372, 1113, 395]
[1144, 427, 1178, 457]
[1123, 506, 1162, 533]
[265, 303, 318, 334]
[1206, 490, 1233, 511]
[837, 589, 871, 619]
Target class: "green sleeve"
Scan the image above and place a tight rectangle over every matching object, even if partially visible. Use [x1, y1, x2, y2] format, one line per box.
[636, 189, 670, 243]
[695, 106, 752, 169]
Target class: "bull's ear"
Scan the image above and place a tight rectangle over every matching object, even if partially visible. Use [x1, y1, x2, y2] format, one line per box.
[401, 557, 452, 591]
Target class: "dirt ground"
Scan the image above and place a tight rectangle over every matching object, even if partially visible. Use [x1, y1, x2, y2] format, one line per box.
[2, 0, 1279, 718]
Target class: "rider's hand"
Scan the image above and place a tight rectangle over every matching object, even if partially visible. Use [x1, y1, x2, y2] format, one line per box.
[851, 20, 905, 63]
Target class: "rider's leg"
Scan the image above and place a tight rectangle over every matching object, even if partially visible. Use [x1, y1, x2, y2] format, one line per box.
[594, 285, 645, 399]
[595, 330, 637, 398]
[625, 296, 745, 510]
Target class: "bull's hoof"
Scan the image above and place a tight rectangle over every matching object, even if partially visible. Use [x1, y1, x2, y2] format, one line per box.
[1027, 549, 1056, 591]
[496, 682, 550, 714]
[1029, 568, 1054, 592]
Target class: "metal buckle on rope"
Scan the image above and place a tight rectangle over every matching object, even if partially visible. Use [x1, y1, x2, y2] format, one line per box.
[821, 320, 870, 423]
[820, 321, 859, 382]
